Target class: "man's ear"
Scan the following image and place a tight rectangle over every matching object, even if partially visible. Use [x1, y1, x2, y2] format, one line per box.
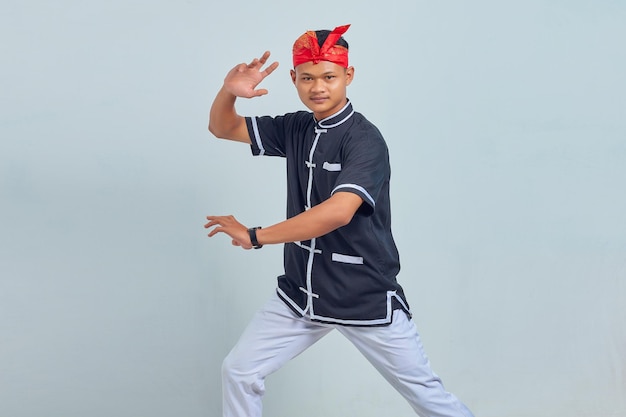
[290, 69, 297, 85]
[345, 66, 355, 86]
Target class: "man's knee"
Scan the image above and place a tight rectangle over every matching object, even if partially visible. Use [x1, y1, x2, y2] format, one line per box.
[221, 351, 265, 396]
[221, 351, 242, 382]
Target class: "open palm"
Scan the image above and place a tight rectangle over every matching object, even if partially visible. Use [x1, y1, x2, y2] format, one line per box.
[223, 51, 279, 98]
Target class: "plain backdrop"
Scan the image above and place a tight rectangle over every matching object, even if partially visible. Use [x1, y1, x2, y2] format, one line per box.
[1, 1, 625, 417]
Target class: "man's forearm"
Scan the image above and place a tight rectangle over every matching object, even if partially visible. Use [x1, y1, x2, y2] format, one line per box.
[208, 87, 250, 143]
[255, 192, 362, 245]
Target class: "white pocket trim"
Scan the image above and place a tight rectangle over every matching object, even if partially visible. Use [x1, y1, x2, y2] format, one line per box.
[323, 162, 342, 172]
[332, 253, 364, 265]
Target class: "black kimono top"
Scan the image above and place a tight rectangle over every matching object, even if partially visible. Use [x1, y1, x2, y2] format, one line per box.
[246, 100, 411, 326]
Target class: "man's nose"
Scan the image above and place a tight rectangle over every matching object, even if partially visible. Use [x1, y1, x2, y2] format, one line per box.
[311, 78, 325, 92]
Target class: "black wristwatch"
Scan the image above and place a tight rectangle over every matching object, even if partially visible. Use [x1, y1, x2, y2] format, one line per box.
[248, 227, 263, 249]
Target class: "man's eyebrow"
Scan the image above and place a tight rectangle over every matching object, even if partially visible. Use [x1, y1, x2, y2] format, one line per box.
[299, 71, 338, 76]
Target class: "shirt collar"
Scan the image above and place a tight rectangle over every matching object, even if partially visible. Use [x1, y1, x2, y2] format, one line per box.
[315, 99, 355, 129]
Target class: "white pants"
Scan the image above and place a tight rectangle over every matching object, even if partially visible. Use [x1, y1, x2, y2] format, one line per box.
[222, 293, 474, 417]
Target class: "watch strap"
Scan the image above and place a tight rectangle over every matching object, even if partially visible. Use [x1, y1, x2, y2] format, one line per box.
[248, 227, 263, 249]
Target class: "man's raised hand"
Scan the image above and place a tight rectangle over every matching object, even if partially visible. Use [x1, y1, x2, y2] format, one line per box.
[223, 51, 279, 98]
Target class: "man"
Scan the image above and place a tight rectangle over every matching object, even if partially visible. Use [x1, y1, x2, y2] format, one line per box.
[205, 24, 475, 417]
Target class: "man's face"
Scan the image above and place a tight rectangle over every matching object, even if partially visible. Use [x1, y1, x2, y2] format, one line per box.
[290, 61, 354, 121]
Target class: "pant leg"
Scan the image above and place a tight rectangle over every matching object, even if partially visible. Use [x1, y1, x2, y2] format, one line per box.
[337, 310, 474, 417]
[222, 292, 334, 417]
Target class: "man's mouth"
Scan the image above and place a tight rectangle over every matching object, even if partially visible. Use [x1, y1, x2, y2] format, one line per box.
[310, 96, 327, 104]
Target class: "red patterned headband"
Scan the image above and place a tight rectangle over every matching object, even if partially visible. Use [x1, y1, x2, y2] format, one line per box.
[292, 24, 351, 68]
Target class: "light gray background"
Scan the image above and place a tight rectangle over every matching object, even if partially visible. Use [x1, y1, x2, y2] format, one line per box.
[1, 1, 625, 417]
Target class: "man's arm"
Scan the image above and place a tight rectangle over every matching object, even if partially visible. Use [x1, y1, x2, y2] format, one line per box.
[208, 51, 279, 143]
[205, 192, 363, 249]
[208, 87, 251, 143]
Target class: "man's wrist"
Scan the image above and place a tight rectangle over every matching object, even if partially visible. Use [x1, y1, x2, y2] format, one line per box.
[248, 227, 263, 249]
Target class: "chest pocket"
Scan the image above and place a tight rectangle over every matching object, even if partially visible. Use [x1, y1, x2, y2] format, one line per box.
[323, 162, 342, 172]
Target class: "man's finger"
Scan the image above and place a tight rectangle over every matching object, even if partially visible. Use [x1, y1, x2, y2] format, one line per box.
[208, 227, 223, 237]
[204, 218, 220, 228]
[258, 51, 270, 64]
[233, 63, 247, 73]
[262, 61, 280, 77]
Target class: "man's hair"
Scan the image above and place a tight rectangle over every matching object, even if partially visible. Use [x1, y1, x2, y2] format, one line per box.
[315, 30, 349, 50]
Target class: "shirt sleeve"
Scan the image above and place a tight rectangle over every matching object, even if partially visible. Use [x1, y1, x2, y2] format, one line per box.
[331, 125, 390, 213]
[246, 115, 289, 157]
